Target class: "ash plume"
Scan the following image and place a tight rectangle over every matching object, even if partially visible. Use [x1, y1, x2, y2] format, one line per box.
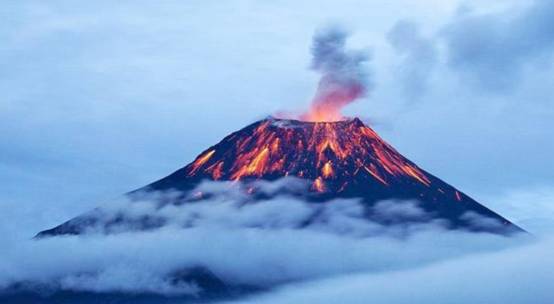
[303, 26, 372, 121]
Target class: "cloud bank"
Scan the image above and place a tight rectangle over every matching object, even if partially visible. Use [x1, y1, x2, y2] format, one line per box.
[0, 181, 529, 299]
[235, 236, 554, 304]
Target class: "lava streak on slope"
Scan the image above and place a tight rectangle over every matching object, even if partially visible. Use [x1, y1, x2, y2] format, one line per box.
[183, 117, 432, 194]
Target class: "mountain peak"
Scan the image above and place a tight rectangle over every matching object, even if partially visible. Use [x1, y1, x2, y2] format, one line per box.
[37, 117, 523, 237]
[166, 116, 404, 190]
[265, 116, 365, 127]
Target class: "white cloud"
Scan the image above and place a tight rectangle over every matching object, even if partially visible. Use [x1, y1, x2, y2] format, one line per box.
[234, 237, 554, 304]
[0, 182, 529, 297]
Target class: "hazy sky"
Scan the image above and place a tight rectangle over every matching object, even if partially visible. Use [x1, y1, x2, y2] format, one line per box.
[1, 0, 553, 237]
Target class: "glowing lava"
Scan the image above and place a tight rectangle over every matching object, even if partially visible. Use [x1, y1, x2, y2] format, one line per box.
[322, 161, 334, 178]
[312, 177, 326, 192]
[301, 81, 365, 122]
[183, 117, 434, 193]
[189, 150, 215, 175]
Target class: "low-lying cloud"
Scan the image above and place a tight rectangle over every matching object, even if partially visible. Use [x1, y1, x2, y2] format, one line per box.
[0, 180, 531, 300]
[234, 238, 554, 304]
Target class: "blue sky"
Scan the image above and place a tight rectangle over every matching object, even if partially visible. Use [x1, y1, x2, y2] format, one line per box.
[1, 0, 554, 237]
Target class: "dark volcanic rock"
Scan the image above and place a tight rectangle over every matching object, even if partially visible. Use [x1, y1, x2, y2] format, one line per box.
[37, 117, 523, 237]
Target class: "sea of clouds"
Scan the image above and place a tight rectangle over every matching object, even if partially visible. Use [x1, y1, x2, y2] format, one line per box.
[0, 179, 545, 303]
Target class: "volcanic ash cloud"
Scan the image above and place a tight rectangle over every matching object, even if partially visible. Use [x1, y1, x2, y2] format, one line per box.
[302, 26, 372, 122]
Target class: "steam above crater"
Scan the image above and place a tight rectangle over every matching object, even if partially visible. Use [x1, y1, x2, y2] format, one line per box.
[301, 26, 372, 122]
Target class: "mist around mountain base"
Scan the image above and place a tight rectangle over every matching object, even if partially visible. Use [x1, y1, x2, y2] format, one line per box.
[1, 180, 551, 303]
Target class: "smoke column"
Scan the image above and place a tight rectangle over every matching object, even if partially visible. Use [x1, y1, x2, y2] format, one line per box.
[302, 26, 371, 122]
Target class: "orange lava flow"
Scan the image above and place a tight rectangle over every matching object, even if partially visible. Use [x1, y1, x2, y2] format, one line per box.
[371, 144, 431, 186]
[312, 177, 326, 192]
[312, 123, 348, 162]
[231, 147, 270, 180]
[184, 118, 433, 192]
[402, 165, 431, 186]
[364, 165, 389, 186]
[188, 150, 215, 175]
[210, 161, 224, 180]
[322, 161, 334, 178]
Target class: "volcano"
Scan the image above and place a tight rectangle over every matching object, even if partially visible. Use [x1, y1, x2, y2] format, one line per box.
[37, 117, 521, 237]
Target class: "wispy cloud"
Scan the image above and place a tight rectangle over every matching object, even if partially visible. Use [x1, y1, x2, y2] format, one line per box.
[386, 20, 437, 100]
[441, 0, 554, 91]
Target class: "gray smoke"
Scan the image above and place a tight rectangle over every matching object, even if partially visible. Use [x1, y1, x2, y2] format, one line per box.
[387, 20, 438, 100]
[303, 26, 372, 121]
